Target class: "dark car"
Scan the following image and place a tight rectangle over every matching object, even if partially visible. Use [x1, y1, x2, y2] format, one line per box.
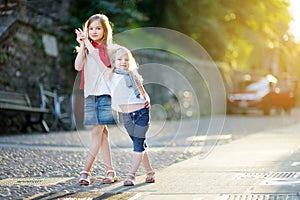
[227, 74, 298, 115]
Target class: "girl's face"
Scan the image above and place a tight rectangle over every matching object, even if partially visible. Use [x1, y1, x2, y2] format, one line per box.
[115, 51, 129, 70]
[88, 20, 104, 42]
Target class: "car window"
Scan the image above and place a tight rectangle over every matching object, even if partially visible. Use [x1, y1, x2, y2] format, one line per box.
[246, 78, 269, 91]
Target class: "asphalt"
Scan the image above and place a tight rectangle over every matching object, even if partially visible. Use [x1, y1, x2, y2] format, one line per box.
[58, 122, 300, 199]
[1, 118, 300, 199]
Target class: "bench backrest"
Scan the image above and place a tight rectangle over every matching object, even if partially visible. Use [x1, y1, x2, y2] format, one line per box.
[0, 91, 32, 107]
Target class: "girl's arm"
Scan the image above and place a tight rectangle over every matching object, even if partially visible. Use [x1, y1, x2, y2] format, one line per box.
[74, 28, 107, 73]
[134, 77, 144, 96]
[74, 44, 86, 71]
[82, 38, 106, 73]
[135, 77, 151, 109]
[74, 29, 86, 71]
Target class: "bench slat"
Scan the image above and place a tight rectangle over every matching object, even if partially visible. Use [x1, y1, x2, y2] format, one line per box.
[0, 98, 28, 106]
[0, 90, 51, 133]
[0, 104, 50, 113]
[0, 91, 30, 106]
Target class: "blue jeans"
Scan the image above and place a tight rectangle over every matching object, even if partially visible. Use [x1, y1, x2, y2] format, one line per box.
[122, 107, 150, 152]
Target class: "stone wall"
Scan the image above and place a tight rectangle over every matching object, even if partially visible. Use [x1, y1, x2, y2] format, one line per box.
[1, 21, 56, 91]
[0, 0, 71, 133]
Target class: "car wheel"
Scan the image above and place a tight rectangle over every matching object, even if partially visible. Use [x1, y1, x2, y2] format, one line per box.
[262, 99, 272, 115]
[284, 107, 292, 115]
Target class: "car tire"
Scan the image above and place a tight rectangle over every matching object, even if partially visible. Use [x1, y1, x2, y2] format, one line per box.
[262, 98, 272, 115]
[284, 107, 292, 115]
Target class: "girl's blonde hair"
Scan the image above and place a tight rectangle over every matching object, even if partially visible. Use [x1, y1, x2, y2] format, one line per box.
[84, 14, 113, 45]
[108, 44, 143, 83]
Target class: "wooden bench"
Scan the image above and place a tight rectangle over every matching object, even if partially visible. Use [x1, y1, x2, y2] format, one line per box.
[0, 90, 51, 133]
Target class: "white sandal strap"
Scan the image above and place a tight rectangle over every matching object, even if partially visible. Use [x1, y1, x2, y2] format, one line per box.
[79, 177, 90, 182]
[124, 178, 134, 182]
[80, 170, 91, 176]
[147, 171, 155, 175]
[104, 176, 113, 181]
[127, 173, 135, 179]
[106, 169, 116, 175]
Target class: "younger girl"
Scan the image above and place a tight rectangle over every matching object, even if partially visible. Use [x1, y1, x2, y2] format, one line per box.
[77, 36, 155, 186]
[108, 45, 155, 186]
[74, 14, 117, 185]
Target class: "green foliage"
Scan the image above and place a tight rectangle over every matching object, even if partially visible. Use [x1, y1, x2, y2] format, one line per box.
[137, 0, 228, 60]
[0, 52, 9, 64]
[68, 0, 145, 33]
[31, 33, 44, 51]
[136, 0, 298, 77]
[62, 0, 300, 81]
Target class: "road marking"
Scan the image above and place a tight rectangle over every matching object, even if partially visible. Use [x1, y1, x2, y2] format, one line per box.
[186, 134, 232, 143]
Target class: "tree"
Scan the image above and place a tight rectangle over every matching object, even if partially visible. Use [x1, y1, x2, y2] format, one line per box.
[220, 0, 292, 73]
[137, 0, 295, 75]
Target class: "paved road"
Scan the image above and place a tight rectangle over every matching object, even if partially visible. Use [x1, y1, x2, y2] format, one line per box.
[0, 108, 299, 199]
[101, 123, 300, 200]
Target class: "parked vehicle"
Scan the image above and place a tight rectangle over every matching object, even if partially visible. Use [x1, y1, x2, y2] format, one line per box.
[227, 74, 298, 115]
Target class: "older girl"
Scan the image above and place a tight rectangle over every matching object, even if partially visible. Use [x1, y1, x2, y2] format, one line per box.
[74, 14, 117, 185]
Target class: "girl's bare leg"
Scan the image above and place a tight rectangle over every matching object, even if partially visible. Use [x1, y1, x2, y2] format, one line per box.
[100, 126, 115, 178]
[124, 152, 145, 185]
[141, 151, 153, 172]
[129, 152, 143, 176]
[80, 125, 104, 180]
[142, 151, 155, 182]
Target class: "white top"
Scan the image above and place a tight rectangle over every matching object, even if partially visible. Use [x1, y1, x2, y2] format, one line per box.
[83, 53, 110, 98]
[108, 73, 146, 112]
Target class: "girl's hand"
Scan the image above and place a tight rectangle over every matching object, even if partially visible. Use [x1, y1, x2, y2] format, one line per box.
[75, 28, 87, 44]
[143, 93, 151, 110]
[144, 101, 151, 110]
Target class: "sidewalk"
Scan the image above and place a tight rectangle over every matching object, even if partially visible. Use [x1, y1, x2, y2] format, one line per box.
[1, 120, 300, 199]
[95, 123, 300, 199]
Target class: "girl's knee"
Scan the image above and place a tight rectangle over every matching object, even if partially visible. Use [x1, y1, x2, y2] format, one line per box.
[132, 137, 147, 152]
[102, 126, 109, 137]
[91, 125, 105, 136]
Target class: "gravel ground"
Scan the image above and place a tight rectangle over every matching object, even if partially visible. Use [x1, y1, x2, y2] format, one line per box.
[0, 128, 199, 200]
[3, 111, 298, 199]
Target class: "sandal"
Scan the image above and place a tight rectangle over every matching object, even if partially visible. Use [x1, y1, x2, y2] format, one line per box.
[123, 173, 135, 186]
[102, 169, 119, 184]
[79, 171, 91, 185]
[145, 171, 155, 183]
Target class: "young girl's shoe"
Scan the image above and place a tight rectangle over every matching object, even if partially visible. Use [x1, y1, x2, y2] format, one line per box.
[79, 171, 91, 185]
[145, 171, 155, 183]
[123, 173, 135, 186]
[102, 169, 119, 184]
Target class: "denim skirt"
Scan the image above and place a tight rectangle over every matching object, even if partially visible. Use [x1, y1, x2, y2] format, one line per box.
[84, 95, 116, 126]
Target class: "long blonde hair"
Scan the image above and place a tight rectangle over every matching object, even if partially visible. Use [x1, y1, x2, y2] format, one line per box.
[108, 44, 143, 83]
